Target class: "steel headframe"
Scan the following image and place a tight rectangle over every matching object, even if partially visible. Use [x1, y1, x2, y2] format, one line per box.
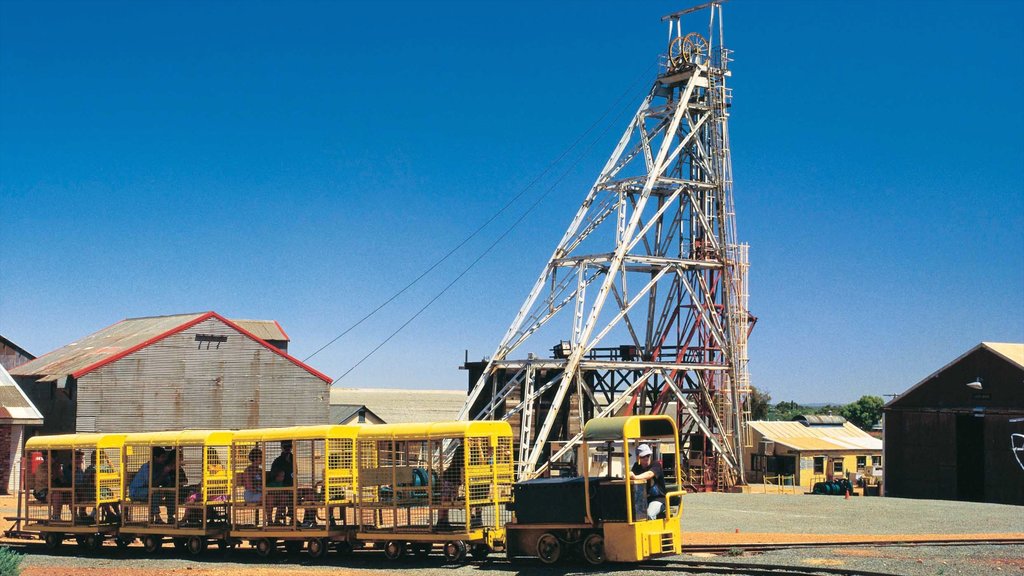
[459, 1, 752, 490]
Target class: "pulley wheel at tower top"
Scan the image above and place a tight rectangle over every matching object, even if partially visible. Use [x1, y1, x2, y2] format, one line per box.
[668, 32, 708, 68]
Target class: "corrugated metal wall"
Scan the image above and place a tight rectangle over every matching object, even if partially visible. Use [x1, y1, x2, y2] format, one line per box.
[76, 317, 329, 432]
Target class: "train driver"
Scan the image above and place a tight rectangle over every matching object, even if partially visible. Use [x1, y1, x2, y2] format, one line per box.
[631, 444, 667, 520]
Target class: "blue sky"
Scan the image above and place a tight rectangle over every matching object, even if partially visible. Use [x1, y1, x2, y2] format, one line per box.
[1, 0, 1021, 404]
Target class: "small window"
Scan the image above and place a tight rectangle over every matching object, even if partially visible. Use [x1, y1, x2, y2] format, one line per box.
[833, 459, 844, 474]
[856, 456, 867, 469]
[875, 456, 882, 467]
[751, 454, 764, 472]
[813, 456, 825, 475]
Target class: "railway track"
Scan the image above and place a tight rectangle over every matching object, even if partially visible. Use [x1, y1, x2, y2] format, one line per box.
[642, 558, 902, 576]
[683, 536, 1024, 554]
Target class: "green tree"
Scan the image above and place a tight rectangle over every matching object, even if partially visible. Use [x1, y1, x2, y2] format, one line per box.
[748, 386, 771, 420]
[839, 395, 885, 431]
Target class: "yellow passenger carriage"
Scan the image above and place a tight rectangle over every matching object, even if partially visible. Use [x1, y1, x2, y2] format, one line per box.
[354, 420, 513, 562]
[18, 433, 126, 552]
[505, 415, 684, 564]
[229, 425, 360, 558]
[119, 430, 233, 555]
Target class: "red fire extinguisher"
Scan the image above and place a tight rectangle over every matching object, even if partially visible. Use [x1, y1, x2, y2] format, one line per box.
[30, 451, 43, 474]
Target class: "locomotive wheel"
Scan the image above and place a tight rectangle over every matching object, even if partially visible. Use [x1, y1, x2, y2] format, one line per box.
[581, 533, 605, 565]
[442, 540, 467, 563]
[284, 540, 304, 554]
[470, 543, 491, 561]
[307, 537, 327, 559]
[186, 536, 207, 556]
[142, 534, 162, 554]
[536, 532, 561, 564]
[383, 540, 406, 560]
[254, 538, 276, 558]
[43, 532, 63, 550]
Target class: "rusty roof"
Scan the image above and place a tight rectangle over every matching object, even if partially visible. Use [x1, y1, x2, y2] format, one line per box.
[747, 420, 882, 453]
[231, 319, 289, 342]
[9, 312, 329, 383]
[0, 364, 43, 424]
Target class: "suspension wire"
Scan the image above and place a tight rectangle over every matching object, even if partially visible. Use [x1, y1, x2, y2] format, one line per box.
[303, 62, 657, 363]
[332, 67, 653, 383]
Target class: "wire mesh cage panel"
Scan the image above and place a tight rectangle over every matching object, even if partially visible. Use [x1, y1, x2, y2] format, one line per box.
[123, 444, 176, 527]
[231, 430, 352, 534]
[23, 437, 125, 530]
[355, 428, 514, 535]
[230, 440, 264, 529]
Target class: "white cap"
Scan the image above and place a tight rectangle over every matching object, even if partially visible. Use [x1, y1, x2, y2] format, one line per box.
[637, 444, 653, 457]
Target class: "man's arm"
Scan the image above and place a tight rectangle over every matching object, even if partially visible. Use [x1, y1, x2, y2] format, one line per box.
[633, 469, 655, 481]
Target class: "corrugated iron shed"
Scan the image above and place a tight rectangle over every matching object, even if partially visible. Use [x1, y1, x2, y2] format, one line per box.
[0, 364, 42, 424]
[9, 312, 325, 383]
[329, 388, 465, 424]
[747, 420, 882, 452]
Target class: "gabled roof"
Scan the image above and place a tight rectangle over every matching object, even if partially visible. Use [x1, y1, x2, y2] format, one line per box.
[0, 364, 43, 424]
[747, 420, 882, 452]
[885, 342, 1024, 408]
[9, 312, 330, 383]
[330, 404, 384, 424]
[0, 334, 35, 361]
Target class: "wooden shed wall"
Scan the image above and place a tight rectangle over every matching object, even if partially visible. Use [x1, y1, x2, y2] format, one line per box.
[76, 317, 329, 432]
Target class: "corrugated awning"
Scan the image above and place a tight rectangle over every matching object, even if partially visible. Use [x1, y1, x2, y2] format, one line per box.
[748, 420, 882, 452]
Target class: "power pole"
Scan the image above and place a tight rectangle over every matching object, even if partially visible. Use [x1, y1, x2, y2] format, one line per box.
[460, 1, 752, 491]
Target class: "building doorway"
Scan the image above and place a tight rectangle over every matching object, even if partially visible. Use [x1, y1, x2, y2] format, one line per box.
[955, 414, 985, 502]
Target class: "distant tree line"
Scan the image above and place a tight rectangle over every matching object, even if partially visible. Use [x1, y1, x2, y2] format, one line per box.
[746, 387, 884, 431]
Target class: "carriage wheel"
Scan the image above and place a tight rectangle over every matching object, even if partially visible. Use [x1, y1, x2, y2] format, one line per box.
[536, 532, 561, 564]
[254, 538, 276, 558]
[142, 534, 162, 554]
[43, 532, 63, 550]
[186, 536, 207, 556]
[383, 540, 406, 560]
[85, 533, 103, 552]
[442, 540, 467, 563]
[307, 537, 328, 559]
[581, 533, 605, 565]
[470, 543, 491, 561]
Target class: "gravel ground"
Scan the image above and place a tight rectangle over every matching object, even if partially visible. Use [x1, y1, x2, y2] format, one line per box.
[680, 492, 1024, 535]
[8, 543, 1024, 576]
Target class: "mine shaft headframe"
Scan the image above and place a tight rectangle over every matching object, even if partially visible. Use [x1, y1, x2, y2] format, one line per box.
[663, 1, 726, 71]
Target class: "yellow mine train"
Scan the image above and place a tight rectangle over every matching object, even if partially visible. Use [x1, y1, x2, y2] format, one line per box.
[5, 416, 682, 565]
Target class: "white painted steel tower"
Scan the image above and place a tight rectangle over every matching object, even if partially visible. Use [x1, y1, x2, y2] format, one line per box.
[460, 1, 752, 491]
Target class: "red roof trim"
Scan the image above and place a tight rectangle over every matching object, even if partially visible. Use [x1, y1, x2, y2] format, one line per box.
[212, 313, 331, 383]
[273, 320, 291, 342]
[70, 312, 332, 384]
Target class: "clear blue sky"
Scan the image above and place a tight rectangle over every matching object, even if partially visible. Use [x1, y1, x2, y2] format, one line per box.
[1, 1, 1021, 404]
